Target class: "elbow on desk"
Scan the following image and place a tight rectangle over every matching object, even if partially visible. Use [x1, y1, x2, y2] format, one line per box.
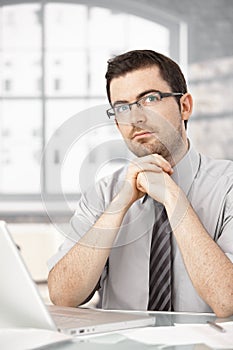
[212, 299, 233, 318]
[47, 276, 64, 307]
[204, 279, 233, 318]
[47, 270, 85, 307]
[48, 281, 79, 307]
[214, 308, 233, 318]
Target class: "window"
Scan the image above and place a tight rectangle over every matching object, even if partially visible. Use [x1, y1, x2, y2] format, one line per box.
[0, 1, 186, 210]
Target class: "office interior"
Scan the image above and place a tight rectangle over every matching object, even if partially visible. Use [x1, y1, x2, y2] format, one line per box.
[0, 0, 232, 305]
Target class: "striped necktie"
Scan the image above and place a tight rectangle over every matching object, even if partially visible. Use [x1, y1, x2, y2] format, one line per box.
[148, 202, 172, 311]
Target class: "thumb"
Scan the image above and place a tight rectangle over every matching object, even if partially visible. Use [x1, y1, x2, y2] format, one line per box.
[136, 172, 148, 192]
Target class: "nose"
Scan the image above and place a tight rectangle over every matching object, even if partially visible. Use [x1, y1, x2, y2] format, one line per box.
[129, 103, 147, 125]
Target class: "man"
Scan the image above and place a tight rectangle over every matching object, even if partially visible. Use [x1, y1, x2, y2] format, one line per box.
[48, 50, 233, 317]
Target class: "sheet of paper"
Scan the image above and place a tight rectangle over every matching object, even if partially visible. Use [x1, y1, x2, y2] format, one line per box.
[120, 321, 233, 349]
[0, 328, 73, 350]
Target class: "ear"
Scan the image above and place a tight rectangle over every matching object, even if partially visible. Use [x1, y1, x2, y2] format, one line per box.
[180, 93, 193, 122]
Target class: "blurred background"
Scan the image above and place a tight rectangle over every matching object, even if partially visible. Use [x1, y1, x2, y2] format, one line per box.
[0, 0, 232, 301]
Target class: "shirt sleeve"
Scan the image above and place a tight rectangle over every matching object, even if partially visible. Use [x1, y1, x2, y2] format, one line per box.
[47, 169, 124, 272]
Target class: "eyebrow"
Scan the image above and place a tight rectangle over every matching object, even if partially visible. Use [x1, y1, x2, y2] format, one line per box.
[112, 89, 159, 107]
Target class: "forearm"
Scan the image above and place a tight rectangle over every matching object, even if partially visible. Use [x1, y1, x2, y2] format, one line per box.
[166, 190, 233, 317]
[48, 192, 131, 307]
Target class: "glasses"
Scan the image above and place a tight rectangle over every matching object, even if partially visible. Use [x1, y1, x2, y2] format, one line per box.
[106, 91, 184, 120]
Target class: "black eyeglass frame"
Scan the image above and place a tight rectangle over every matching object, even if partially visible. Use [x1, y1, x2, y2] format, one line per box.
[106, 91, 184, 119]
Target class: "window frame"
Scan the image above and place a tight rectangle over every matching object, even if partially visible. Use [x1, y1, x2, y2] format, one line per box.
[0, 0, 187, 219]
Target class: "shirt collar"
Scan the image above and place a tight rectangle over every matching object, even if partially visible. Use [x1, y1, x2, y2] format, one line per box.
[140, 139, 200, 204]
[171, 139, 200, 196]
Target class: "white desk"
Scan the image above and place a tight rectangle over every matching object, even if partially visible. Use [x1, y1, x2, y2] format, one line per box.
[4, 311, 231, 350]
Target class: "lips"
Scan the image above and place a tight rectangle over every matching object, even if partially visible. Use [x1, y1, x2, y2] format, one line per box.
[132, 131, 153, 139]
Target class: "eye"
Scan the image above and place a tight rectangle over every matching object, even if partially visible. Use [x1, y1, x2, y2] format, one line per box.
[115, 104, 129, 114]
[144, 94, 159, 103]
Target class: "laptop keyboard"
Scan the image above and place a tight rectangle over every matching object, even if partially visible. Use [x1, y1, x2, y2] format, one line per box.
[53, 314, 91, 327]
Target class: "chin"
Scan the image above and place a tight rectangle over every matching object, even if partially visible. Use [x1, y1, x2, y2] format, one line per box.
[128, 143, 157, 157]
[127, 140, 171, 159]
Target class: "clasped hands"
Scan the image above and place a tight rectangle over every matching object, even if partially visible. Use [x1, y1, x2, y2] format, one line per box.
[120, 154, 176, 207]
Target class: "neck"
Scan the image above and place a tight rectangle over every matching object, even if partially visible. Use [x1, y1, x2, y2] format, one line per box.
[168, 137, 189, 167]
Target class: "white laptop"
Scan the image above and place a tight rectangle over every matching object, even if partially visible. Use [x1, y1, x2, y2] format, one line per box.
[0, 220, 155, 336]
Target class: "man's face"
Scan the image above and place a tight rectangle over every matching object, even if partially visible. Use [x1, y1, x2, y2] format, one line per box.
[109, 66, 189, 165]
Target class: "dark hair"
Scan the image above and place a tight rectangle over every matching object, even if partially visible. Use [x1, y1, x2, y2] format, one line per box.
[105, 50, 188, 127]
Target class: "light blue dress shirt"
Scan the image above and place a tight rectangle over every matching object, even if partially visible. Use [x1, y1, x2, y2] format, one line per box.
[48, 142, 233, 313]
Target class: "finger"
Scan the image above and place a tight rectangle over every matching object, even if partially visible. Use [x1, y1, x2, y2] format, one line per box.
[150, 154, 173, 174]
[130, 155, 173, 175]
[136, 172, 148, 192]
[133, 154, 173, 173]
[137, 170, 168, 202]
[127, 163, 163, 180]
